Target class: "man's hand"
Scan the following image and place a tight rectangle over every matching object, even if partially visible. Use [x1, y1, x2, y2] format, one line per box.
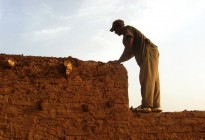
[108, 60, 120, 64]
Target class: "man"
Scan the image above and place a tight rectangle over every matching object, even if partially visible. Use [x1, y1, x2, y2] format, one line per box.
[109, 19, 162, 113]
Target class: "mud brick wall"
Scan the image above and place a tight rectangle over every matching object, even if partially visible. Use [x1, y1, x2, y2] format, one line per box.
[0, 54, 205, 140]
[0, 54, 129, 140]
[130, 111, 205, 140]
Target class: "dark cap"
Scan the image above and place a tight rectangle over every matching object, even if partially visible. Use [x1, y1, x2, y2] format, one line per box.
[110, 19, 124, 32]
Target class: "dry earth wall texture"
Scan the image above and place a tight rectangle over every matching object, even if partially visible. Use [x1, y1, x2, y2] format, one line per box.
[0, 54, 205, 140]
[0, 54, 129, 140]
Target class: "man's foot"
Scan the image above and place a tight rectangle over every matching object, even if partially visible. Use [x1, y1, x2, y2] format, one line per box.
[151, 107, 162, 112]
[135, 105, 152, 113]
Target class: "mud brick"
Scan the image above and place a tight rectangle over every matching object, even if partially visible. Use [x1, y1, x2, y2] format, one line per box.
[131, 118, 152, 127]
[192, 124, 205, 133]
[157, 116, 181, 126]
[192, 111, 205, 118]
[114, 80, 128, 88]
[147, 125, 167, 134]
[106, 120, 129, 128]
[106, 110, 129, 121]
[167, 125, 192, 133]
[0, 95, 9, 103]
[104, 89, 128, 99]
[181, 117, 205, 125]
[97, 63, 114, 76]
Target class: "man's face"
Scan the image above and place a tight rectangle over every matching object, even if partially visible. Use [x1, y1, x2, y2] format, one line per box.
[113, 25, 123, 36]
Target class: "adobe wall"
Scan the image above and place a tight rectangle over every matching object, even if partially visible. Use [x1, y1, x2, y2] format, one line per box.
[130, 111, 205, 139]
[0, 54, 129, 140]
[0, 54, 205, 140]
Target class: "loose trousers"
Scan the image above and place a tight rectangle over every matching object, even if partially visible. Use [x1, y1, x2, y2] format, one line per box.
[135, 45, 160, 108]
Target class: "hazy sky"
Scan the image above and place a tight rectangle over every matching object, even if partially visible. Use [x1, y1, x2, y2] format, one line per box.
[1, 0, 205, 112]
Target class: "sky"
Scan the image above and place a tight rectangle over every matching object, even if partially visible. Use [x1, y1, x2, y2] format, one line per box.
[1, 0, 205, 112]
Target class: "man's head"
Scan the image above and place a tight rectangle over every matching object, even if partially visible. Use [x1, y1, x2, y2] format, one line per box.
[110, 19, 124, 36]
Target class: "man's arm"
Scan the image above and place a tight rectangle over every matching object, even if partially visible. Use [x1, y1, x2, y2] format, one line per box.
[118, 36, 134, 63]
